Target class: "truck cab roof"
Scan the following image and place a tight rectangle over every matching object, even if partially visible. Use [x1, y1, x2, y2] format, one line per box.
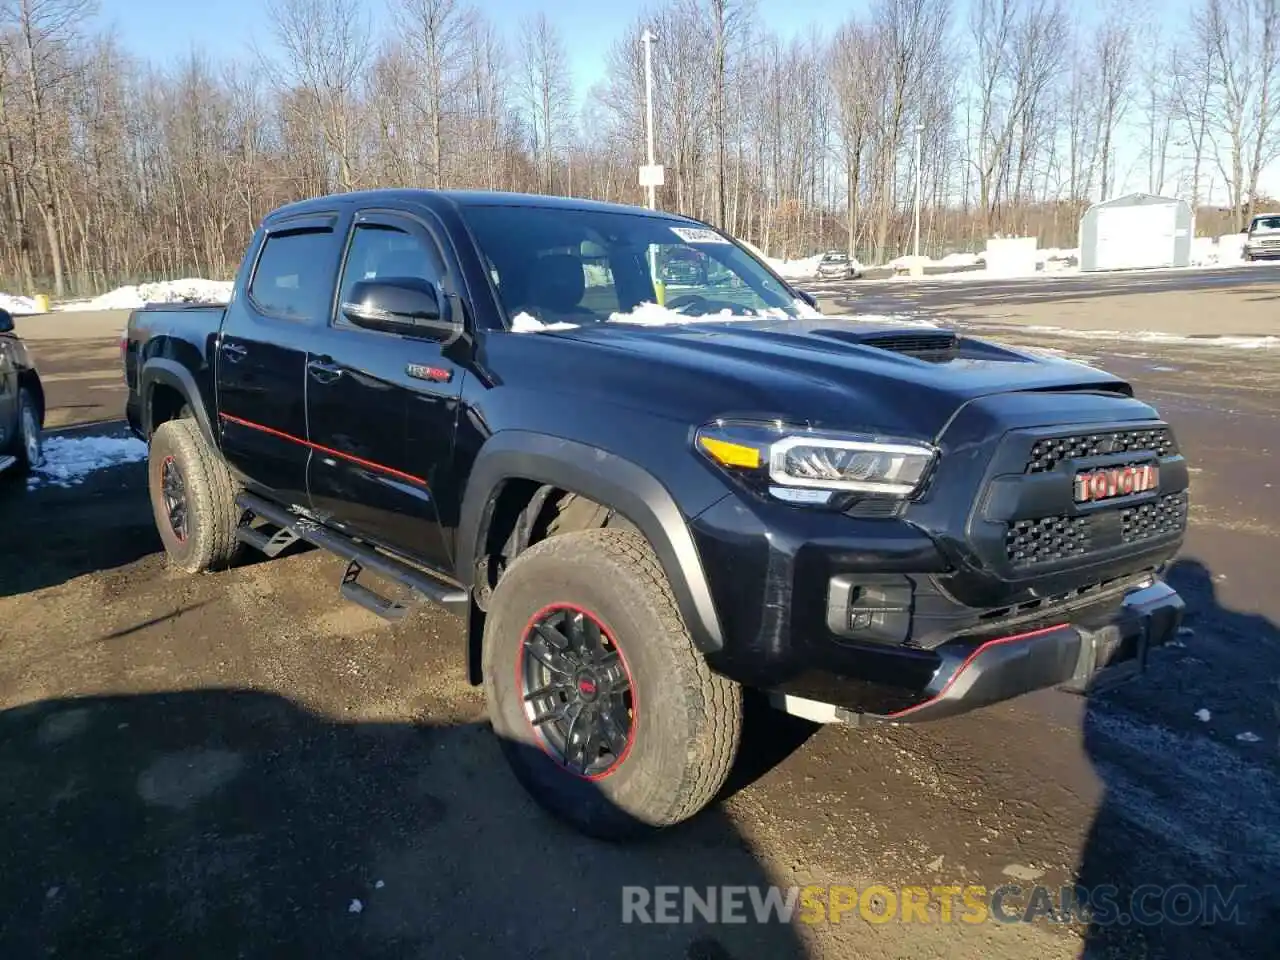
[264, 188, 700, 227]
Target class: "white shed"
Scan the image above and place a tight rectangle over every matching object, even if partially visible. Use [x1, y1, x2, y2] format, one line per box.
[1079, 193, 1194, 272]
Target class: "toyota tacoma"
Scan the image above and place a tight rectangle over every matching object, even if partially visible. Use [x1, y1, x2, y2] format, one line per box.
[123, 189, 1188, 839]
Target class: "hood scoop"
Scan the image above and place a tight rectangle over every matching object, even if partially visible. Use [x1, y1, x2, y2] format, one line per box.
[815, 327, 960, 363]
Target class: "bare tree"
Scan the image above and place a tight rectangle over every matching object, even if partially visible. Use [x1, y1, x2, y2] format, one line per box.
[264, 0, 370, 192]
[397, 0, 471, 187]
[1, 0, 97, 295]
[1092, 11, 1134, 201]
[518, 13, 572, 193]
[1194, 0, 1280, 226]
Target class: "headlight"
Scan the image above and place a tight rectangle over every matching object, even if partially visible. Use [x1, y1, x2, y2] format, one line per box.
[694, 420, 936, 506]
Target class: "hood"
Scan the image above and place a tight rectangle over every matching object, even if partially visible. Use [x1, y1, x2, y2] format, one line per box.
[490, 314, 1136, 442]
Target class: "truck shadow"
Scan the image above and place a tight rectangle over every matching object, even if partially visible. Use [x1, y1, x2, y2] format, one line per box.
[0, 688, 810, 959]
[0, 459, 159, 598]
[1075, 556, 1280, 959]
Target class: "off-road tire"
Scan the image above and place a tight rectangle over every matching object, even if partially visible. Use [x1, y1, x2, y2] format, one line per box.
[148, 417, 242, 573]
[482, 528, 742, 840]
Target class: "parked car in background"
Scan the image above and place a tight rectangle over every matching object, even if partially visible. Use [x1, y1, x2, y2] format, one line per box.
[0, 307, 44, 477]
[1243, 213, 1280, 261]
[816, 250, 862, 280]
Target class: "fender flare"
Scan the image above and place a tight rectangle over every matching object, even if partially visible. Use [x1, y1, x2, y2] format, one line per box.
[139, 359, 215, 446]
[457, 430, 725, 657]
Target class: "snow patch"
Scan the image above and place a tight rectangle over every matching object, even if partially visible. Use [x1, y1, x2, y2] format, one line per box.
[764, 254, 824, 280]
[1237, 732, 1263, 743]
[348, 899, 364, 914]
[1195, 708, 1212, 722]
[1022, 325, 1278, 350]
[792, 298, 823, 318]
[607, 302, 761, 326]
[1191, 233, 1246, 267]
[508, 312, 580, 333]
[61, 278, 233, 312]
[28, 435, 148, 489]
[0, 292, 40, 315]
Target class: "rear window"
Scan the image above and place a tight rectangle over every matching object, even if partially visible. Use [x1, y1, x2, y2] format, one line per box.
[250, 228, 336, 319]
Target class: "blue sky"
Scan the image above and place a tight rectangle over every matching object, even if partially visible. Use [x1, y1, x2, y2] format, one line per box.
[101, 0, 867, 98]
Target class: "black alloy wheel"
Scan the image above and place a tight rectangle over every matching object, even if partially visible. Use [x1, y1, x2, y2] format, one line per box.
[519, 605, 635, 779]
[160, 454, 188, 542]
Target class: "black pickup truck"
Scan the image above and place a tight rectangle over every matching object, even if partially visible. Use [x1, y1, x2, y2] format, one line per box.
[124, 189, 1188, 839]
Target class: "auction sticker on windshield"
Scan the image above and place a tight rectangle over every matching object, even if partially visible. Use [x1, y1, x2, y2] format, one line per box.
[671, 227, 730, 244]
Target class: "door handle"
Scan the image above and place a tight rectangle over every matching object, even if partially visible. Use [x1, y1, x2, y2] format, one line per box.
[221, 342, 247, 362]
[307, 356, 343, 383]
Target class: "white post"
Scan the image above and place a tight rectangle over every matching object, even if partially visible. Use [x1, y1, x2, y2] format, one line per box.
[913, 122, 924, 263]
[642, 28, 657, 211]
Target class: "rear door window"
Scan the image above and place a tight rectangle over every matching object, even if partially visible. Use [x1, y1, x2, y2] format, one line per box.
[249, 228, 337, 320]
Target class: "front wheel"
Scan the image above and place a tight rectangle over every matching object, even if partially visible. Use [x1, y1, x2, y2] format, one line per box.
[482, 528, 742, 840]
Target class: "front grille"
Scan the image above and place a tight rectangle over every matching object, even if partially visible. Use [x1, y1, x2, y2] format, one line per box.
[1005, 492, 1188, 568]
[1006, 514, 1093, 567]
[1026, 427, 1177, 473]
[1121, 492, 1188, 544]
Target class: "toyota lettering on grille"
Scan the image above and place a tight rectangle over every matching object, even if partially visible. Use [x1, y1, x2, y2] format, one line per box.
[1074, 464, 1159, 503]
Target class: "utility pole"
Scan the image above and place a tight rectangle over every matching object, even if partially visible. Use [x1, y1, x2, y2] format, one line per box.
[642, 28, 658, 210]
[913, 122, 924, 262]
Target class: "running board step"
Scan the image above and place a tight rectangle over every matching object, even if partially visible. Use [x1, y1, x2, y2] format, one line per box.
[235, 524, 300, 558]
[341, 559, 409, 621]
[235, 492, 469, 617]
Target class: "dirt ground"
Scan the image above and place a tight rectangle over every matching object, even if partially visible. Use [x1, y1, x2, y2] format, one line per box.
[2, 283, 1278, 959]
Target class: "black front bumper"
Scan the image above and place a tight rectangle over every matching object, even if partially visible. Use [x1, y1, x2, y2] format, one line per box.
[875, 580, 1182, 721]
[769, 579, 1183, 722]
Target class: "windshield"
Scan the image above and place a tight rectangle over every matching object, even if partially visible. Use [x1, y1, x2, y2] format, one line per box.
[822, 253, 848, 262]
[459, 205, 804, 327]
[1250, 216, 1280, 233]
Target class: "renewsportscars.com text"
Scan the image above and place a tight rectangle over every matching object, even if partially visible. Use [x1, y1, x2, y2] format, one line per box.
[621, 883, 1244, 927]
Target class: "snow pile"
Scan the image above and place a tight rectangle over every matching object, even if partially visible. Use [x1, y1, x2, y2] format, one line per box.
[68, 278, 234, 311]
[886, 254, 931, 271]
[764, 254, 824, 280]
[0, 292, 40, 315]
[29, 435, 149, 489]
[1190, 234, 1246, 267]
[937, 252, 983, 268]
[608, 302, 761, 326]
[508, 312, 580, 333]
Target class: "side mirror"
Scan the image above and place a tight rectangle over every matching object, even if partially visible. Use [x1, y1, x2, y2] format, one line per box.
[0, 308, 12, 333]
[341, 278, 460, 342]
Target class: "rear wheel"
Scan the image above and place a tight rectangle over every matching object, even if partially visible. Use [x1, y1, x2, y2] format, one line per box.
[147, 418, 242, 573]
[482, 528, 742, 840]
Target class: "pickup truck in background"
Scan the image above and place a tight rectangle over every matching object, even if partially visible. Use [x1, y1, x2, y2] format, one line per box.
[1243, 212, 1280, 261]
[123, 189, 1188, 840]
